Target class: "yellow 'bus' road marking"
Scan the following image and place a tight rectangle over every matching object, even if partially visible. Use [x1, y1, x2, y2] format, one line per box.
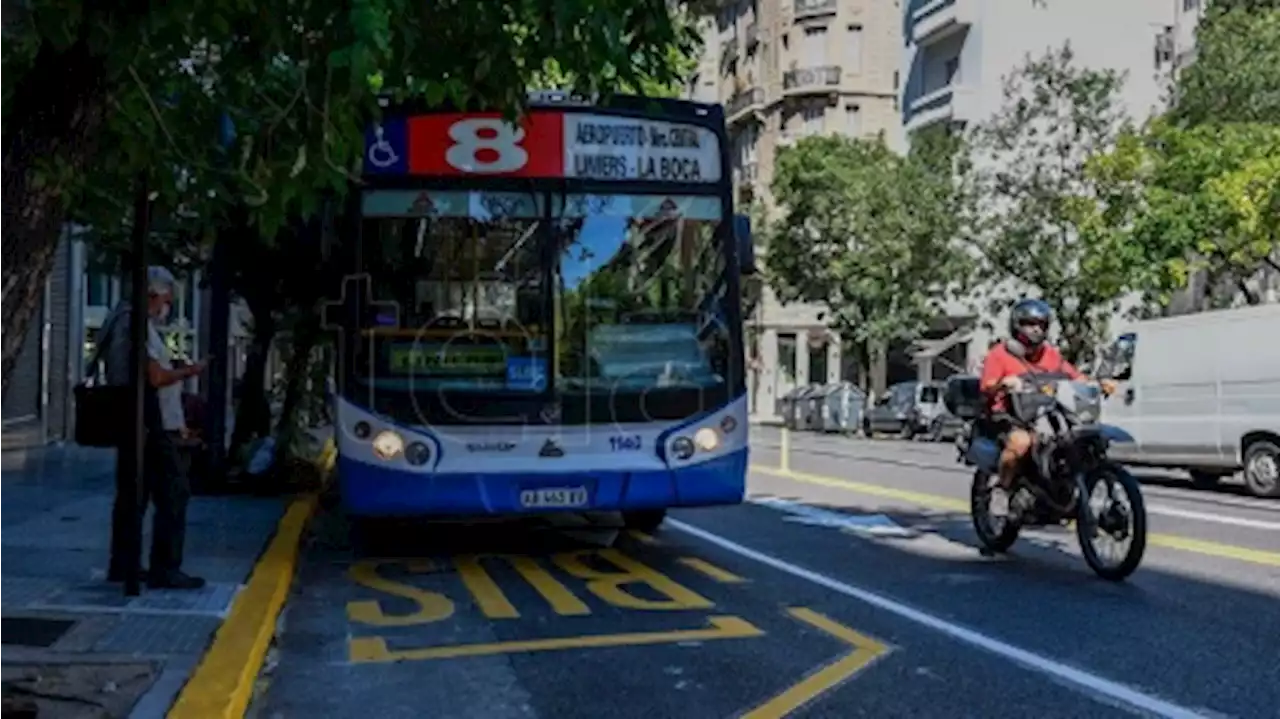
[752, 465, 1280, 568]
[677, 557, 749, 584]
[740, 607, 890, 719]
[347, 615, 764, 663]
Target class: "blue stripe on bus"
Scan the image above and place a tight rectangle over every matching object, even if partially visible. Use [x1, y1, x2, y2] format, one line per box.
[338, 447, 748, 517]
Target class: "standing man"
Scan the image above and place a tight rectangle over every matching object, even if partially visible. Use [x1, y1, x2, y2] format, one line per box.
[100, 266, 207, 589]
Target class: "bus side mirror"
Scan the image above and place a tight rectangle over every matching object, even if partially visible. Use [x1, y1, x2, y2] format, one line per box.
[735, 214, 757, 276]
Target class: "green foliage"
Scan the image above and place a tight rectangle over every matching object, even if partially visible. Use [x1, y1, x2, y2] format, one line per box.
[530, 6, 703, 99]
[1173, 4, 1280, 124]
[1088, 120, 1280, 307]
[765, 132, 971, 351]
[964, 44, 1142, 364]
[6, 0, 704, 245]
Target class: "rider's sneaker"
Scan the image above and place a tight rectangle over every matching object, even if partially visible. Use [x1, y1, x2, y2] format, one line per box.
[988, 487, 1011, 518]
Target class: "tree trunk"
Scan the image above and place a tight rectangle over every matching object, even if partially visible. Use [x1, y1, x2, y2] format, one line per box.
[274, 314, 322, 459]
[228, 306, 276, 460]
[1, 38, 110, 396]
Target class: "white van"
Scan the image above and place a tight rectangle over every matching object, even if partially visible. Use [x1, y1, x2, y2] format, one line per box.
[1096, 304, 1280, 498]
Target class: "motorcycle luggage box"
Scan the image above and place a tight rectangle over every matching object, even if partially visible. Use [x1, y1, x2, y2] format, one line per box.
[944, 375, 982, 420]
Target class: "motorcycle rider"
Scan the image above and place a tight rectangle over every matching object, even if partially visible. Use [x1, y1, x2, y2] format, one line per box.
[979, 298, 1114, 518]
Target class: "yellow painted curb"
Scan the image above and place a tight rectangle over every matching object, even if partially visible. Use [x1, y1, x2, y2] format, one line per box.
[167, 494, 316, 719]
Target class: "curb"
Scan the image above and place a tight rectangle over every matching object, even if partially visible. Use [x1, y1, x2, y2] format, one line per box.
[166, 494, 316, 719]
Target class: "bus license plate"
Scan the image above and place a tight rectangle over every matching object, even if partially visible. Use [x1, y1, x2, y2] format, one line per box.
[519, 487, 589, 509]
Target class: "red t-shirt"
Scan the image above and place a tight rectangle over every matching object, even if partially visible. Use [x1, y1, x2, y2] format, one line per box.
[980, 342, 1081, 412]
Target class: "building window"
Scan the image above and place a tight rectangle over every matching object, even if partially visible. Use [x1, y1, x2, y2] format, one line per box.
[944, 57, 960, 84]
[844, 104, 862, 136]
[801, 106, 824, 135]
[809, 340, 828, 384]
[778, 333, 797, 382]
[1183, 0, 1199, 11]
[803, 25, 828, 66]
[847, 24, 863, 73]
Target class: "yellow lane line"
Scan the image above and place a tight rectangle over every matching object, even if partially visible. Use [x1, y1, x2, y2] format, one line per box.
[677, 557, 749, 583]
[348, 615, 764, 663]
[754, 464, 970, 512]
[741, 607, 890, 719]
[627, 529, 659, 544]
[168, 495, 316, 719]
[752, 465, 1280, 568]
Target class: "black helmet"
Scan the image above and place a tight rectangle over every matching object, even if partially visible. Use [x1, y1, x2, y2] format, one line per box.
[1009, 298, 1052, 350]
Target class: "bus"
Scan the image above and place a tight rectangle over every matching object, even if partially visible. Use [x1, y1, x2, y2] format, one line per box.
[331, 92, 754, 531]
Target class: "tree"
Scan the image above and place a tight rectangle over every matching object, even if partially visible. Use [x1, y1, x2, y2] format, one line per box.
[1172, 2, 1280, 125]
[1088, 121, 1280, 309]
[1, 0, 702, 395]
[963, 45, 1145, 365]
[766, 132, 970, 392]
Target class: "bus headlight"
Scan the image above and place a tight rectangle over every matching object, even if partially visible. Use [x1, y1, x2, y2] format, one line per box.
[372, 430, 404, 460]
[671, 436, 696, 460]
[693, 427, 720, 452]
[405, 442, 431, 466]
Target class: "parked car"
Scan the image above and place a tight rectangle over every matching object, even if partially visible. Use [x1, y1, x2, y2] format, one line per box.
[862, 380, 946, 439]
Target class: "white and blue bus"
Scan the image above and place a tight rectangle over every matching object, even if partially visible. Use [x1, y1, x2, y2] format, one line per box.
[332, 93, 754, 531]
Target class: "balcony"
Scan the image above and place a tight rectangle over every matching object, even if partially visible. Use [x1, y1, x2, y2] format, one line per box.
[904, 84, 977, 134]
[910, 0, 974, 46]
[745, 21, 760, 49]
[783, 65, 842, 94]
[794, 0, 837, 20]
[726, 87, 766, 123]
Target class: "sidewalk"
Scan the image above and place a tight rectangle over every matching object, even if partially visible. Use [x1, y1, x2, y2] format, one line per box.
[1, 444, 287, 718]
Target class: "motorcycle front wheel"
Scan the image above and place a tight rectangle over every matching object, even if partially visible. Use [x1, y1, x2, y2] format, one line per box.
[1076, 464, 1148, 581]
[970, 470, 1020, 552]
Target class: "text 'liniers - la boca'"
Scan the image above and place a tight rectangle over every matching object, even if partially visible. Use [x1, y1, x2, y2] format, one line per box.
[571, 122, 705, 182]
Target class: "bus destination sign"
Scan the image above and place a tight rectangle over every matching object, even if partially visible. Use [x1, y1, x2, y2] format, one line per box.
[364, 111, 722, 183]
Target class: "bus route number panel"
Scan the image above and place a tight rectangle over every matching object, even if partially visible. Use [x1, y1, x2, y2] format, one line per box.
[364, 111, 723, 183]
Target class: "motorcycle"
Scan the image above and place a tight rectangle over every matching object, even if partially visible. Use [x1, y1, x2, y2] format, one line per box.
[946, 374, 1147, 581]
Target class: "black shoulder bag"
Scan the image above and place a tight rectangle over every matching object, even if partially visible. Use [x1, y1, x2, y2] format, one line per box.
[74, 310, 130, 447]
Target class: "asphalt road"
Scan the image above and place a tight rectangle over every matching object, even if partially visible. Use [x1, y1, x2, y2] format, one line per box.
[254, 426, 1280, 719]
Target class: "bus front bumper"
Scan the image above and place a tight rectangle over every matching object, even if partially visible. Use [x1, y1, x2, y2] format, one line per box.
[337, 448, 748, 517]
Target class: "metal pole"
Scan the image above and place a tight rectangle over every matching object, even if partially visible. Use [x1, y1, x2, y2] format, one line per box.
[120, 177, 152, 596]
[204, 226, 231, 485]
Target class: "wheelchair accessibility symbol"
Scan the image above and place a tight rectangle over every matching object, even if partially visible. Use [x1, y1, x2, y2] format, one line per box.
[367, 124, 400, 169]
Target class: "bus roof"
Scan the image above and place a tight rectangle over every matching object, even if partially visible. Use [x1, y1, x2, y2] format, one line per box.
[376, 91, 725, 125]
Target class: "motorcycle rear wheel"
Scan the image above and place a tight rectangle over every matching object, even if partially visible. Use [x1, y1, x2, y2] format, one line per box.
[970, 470, 1020, 552]
[1077, 464, 1147, 582]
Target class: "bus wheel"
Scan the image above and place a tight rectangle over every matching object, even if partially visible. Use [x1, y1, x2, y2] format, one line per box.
[622, 509, 668, 533]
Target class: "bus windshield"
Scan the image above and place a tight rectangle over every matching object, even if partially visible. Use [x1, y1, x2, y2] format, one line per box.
[555, 194, 728, 391]
[354, 189, 733, 423]
[359, 191, 550, 392]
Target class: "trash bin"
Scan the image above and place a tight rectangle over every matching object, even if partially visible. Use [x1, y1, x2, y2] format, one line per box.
[796, 384, 826, 431]
[778, 386, 807, 430]
[821, 382, 865, 434]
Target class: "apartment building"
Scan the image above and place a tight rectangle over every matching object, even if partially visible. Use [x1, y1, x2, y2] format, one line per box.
[901, 0, 1182, 378]
[690, 0, 902, 419]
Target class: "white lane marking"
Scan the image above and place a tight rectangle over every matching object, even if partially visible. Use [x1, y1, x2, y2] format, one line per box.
[1142, 485, 1280, 512]
[1145, 505, 1280, 532]
[749, 497, 915, 537]
[668, 519, 1214, 719]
